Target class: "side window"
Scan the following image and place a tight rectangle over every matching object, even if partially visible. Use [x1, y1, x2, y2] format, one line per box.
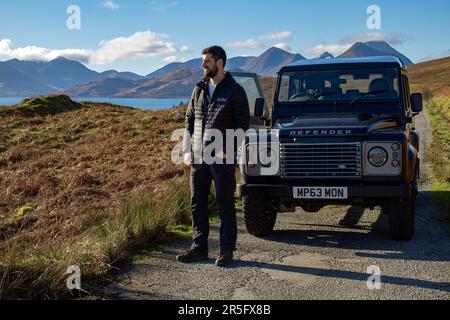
[234, 77, 259, 116]
[402, 74, 411, 111]
[232, 72, 270, 128]
[278, 74, 290, 102]
[405, 75, 411, 103]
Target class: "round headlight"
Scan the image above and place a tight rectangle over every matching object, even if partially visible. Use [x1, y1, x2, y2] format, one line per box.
[368, 147, 388, 167]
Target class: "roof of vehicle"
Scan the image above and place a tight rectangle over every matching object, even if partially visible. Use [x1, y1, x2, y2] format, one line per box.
[282, 56, 405, 71]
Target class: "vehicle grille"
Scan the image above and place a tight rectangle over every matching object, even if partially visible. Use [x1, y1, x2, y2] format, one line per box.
[280, 143, 362, 178]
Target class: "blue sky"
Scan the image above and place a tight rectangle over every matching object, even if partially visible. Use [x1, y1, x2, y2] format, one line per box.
[0, 0, 449, 75]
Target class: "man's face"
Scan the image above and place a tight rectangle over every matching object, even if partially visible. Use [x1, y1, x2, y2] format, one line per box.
[202, 54, 219, 78]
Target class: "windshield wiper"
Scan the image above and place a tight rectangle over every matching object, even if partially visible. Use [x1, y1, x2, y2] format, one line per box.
[350, 89, 388, 106]
[302, 91, 340, 106]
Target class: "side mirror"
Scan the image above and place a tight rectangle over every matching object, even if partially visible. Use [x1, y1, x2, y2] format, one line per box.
[410, 93, 423, 113]
[254, 98, 265, 118]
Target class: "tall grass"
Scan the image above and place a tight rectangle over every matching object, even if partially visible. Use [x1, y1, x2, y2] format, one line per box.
[0, 179, 192, 299]
[426, 95, 450, 218]
[101, 180, 192, 261]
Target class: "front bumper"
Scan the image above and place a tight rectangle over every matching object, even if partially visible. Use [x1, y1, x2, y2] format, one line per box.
[237, 184, 412, 199]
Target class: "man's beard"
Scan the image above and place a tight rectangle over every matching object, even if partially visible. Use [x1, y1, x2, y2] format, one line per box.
[204, 65, 218, 78]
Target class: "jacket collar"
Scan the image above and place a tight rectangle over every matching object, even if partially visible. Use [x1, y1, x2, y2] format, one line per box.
[196, 71, 235, 92]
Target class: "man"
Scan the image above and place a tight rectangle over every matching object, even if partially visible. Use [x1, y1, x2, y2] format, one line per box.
[177, 46, 250, 267]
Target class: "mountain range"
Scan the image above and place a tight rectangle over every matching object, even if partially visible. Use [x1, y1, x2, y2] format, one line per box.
[0, 57, 144, 97]
[340, 41, 413, 65]
[0, 41, 414, 98]
[64, 68, 203, 98]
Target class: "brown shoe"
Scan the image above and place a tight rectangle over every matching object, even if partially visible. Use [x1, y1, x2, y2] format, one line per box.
[215, 251, 233, 267]
[176, 249, 208, 263]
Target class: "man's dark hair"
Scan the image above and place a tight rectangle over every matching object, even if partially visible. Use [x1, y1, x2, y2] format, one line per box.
[202, 46, 227, 68]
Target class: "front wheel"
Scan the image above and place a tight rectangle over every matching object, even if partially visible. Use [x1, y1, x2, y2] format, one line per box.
[242, 195, 278, 236]
[388, 191, 416, 241]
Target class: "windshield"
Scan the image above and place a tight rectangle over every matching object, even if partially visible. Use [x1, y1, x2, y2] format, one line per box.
[277, 68, 400, 104]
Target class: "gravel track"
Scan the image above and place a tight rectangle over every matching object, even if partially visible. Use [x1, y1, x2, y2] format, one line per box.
[105, 111, 450, 300]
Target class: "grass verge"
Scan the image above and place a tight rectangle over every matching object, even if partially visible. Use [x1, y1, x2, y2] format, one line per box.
[426, 96, 450, 219]
[0, 95, 196, 299]
[0, 179, 192, 299]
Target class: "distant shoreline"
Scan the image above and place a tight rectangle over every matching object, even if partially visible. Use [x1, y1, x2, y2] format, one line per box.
[0, 97, 189, 110]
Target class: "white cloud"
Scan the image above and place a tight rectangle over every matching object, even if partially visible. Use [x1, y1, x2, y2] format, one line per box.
[273, 43, 292, 52]
[101, 0, 120, 10]
[0, 39, 13, 54]
[179, 45, 191, 53]
[259, 31, 292, 42]
[0, 39, 93, 63]
[0, 31, 177, 65]
[226, 31, 293, 51]
[151, 1, 179, 12]
[226, 39, 264, 50]
[94, 31, 176, 64]
[163, 56, 180, 63]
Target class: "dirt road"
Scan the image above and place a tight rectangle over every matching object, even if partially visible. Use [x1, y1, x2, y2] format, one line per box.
[105, 111, 450, 300]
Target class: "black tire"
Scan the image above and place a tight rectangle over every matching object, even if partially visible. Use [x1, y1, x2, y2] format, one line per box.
[388, 190, 416, 241]
[413, 160, 420, 198]
[242, 195, 277, 236]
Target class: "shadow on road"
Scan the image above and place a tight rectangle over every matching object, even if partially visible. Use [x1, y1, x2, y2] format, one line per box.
[229, 259, 450, 293]
[260, 191, 450, 263]
[339, 206, 367, 227]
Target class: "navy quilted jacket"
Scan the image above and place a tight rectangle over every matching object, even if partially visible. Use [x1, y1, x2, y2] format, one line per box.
[184, 72, 250, 159]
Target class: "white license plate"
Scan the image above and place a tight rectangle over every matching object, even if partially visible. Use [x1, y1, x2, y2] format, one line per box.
[293, 187, 348, 199]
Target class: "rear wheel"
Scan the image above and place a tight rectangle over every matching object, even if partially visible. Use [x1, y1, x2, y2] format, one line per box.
[242, 195, 278, 236]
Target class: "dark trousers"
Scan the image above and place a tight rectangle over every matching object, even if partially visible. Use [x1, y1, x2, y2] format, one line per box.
[190, 163, 237, 252]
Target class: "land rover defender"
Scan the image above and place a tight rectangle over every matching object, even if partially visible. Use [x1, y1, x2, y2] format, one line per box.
[236, 56, 423, 241]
